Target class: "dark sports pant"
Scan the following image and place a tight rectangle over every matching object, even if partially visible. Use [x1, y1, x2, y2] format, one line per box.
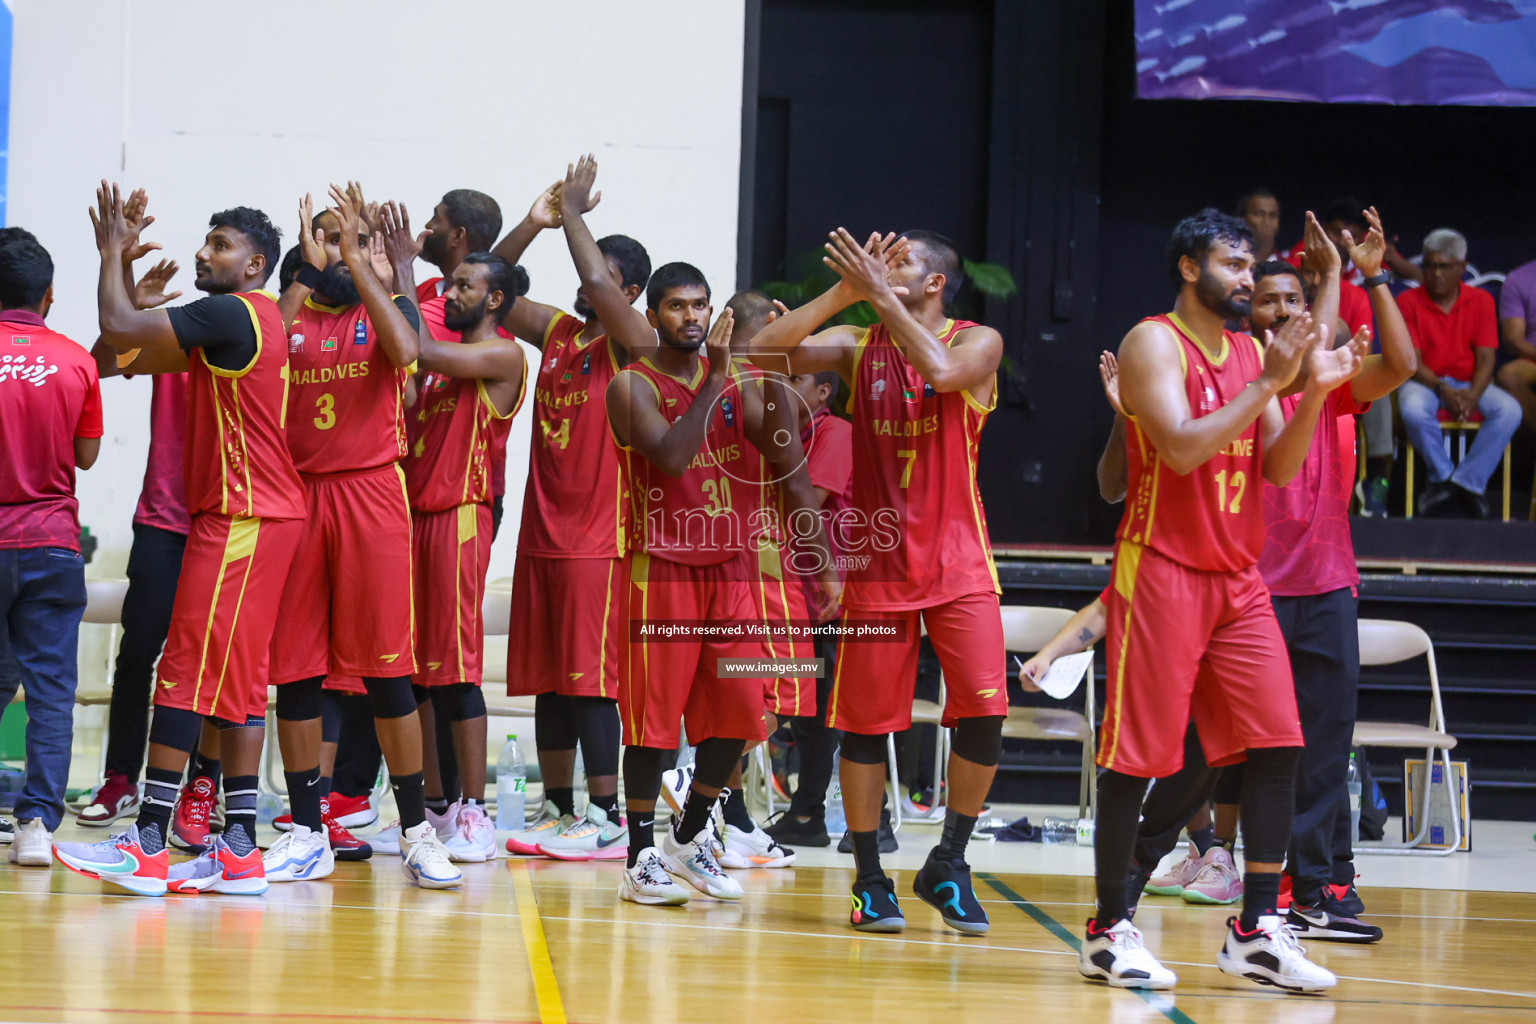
[330, 691, 384, 798]
[787, 631, 841, 820]
[1271, 588, 1358, 901]
[105, 524, 187, 782]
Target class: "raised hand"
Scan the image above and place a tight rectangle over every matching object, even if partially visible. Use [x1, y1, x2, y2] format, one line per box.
[1259, 310, 1318, 392]
[327, 182, 366, 261]
[823, 227, 905, 302]
[298, 193, 325, 270]
[133, 259, 182, 309]
[1306, 324, 1370, 395]
[559, 154, 604, 219]
[705, 307, 735, 380]
[527, 181, 564, 230]
[1302, 210, 1340, 275]
[90, 181, 148, 257]
[379, 201, 425, 271]
[1343, 206, 1388, 279]
[118, 188, 163, 265]
[367, 231, 393, 287]
[765, 298, 791, 326]
[1099, 350, 1125, 415]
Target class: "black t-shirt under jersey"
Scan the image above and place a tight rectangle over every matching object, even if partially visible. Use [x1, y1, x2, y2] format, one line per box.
[168, 294, 420, 371]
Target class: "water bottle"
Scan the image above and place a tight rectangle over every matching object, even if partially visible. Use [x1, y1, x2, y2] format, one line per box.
[496, 734, 527, 831]
[256, 791, 285, 827]
[1346, 752, 1363, 841]
[1041, 816, 1094, 845]
[824, 754, 847, 835]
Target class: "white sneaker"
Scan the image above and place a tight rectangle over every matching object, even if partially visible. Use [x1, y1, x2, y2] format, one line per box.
[537, 804, 629, 861]
[1079, 919, 1178, 989]
[400, 823, 464, 889]
[718, 821, 795, 869]
[660, 763, 695, 816]
[1218, 914, 1338, 992]
[443, 803, 497, 863]
[8, 819, 52, 866]
[504, 800, 574, 856]
[0, 817, 13, 844]
[371, 802, 455, 857]
[660, 824, 743, 900]
[619, 847, 690, 906]
[262, 824, 334, 882]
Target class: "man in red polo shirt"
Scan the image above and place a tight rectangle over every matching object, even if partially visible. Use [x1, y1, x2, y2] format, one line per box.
[1396, 229, 1520, 518]
[0, 235, 103, 864]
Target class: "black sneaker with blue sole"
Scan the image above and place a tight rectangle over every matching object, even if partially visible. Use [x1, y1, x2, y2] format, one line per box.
[913, 854, 989, 935]
[850, 874, 906, 933]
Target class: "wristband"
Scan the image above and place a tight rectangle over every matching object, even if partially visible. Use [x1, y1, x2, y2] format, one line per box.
[294, 262, 324, 289]
[1361, 272, 1390, 289]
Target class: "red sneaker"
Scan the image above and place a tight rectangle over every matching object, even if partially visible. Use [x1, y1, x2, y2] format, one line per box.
[171, 777, 219, 852]
[325, 792, 377, 830]
[274, 791, 376, 832]
[322, 800, 373, 861]
[77, 771, 140, 827]
[1278, 873, 1294, 910]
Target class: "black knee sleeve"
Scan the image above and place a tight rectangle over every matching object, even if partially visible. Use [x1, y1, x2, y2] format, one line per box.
[691, 737, 747, 789]
[1213, 762, 1246, 804]
[950, 715, 1004, 767]
[275, 675, 323, 721]
[1239, 746, 1302, 864]
[434, 682, 486, 722]
[321, 689, 346, 746]
[575, 697, 621, 776]
[411, 683, 432, 705]
[839, 730, 888, 765]
[364, 676, 418, 719]
[622, 745, 666, 805]
[535, 691, 580, 751]
[148, 705, 204, 752]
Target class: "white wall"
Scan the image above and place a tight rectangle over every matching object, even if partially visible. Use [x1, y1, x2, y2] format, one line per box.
[8, 0, 745, 593]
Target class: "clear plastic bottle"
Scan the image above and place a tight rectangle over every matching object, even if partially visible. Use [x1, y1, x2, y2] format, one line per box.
[256, 791, 285, 827]
[824, 754, 846, 835]
[1041, 816, 1094, 844]
[496, 734, 527, 831]
[1346, 752, 1363, 842]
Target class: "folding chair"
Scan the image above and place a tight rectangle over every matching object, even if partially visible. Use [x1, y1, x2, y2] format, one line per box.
[1352, 618, 1460, 856]
[1404, 411, 1512, 521]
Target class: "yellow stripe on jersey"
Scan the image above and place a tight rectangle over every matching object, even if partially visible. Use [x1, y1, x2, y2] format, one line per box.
[197, 516, 262, 713]
[208, 374, 231, 515]
[843, 327, 873, 416]
[1100, 540, 1145, 771]
[598, 560, 617, 699]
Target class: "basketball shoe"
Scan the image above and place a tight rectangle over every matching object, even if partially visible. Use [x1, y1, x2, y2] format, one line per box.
[1145, 847, 1206, 896]
[1287, 890, 1383, 943]
[1218, 914, 1337, 992]
[538, 804, 629, 861]
[322, 800, 372, 861]
[369, 803, 458, 856]
[1079, 918, 1177, 989]
[170, 776, 219, 852]
[505, 800, 573, 856]
[660, 824, 741, 900]
[1181, 847, 1243, 905]
[849, 874, 905, 933]
[77, 771, 140, 827]
[443, 802, 498, 863]
[167, 835, 267, 895]
[400, 823, 463, 889]
[620, 847, 690, 906]
[53, 823, 169, 897]
[263, 824, 334, 882]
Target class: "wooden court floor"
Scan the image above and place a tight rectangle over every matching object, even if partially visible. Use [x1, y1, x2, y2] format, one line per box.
[3, 850, 1535, 1024]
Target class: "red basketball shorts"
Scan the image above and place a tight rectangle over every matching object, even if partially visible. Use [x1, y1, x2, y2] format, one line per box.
[507, 553, 624, 699]
[269, 466, 416, 684]
[412, 503, 492, 687]
[324, 675, 365, 695]
[156, 513, 304, 722]
[755, 555, 815, 717]
[828, 591, 1007, 735]
[1098, 541, 1303, 778]
[618, 550, 776, 750]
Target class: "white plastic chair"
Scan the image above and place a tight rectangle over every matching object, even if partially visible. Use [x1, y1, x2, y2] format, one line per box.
[78, 579, 130, 779]
[919, 605, 1097, 821]
[1353, 618, 1460, 856]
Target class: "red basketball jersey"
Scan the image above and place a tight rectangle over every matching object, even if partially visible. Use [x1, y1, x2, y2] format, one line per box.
[286, 297, 410, 474]
[405, 356, 527, 512]
[184, 291, 306, 520]
[843, 319, 1000, 611]
[1116, 313, 1267, 572]
[519, 312, 627, 558]
[616, 356, 755, 567]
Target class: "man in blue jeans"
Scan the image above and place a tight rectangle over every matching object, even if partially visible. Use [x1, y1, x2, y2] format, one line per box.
[1396, 228, 1521, 518]
[0, 234, 103, 864]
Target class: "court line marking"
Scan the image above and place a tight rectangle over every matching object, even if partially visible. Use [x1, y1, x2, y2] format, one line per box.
[510, 862, 568, 1024]
[0, 1007, 540, 1024]
[979, 873, 1199, 1024]
[979, 872, 1536, 1005]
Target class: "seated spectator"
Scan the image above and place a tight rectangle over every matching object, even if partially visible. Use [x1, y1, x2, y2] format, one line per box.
[1496, 250, 1536, 433]
[1396, 229, 1520, 518]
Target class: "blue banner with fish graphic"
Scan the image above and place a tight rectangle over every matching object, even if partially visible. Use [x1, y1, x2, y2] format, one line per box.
[1135, 0, 1536, 106]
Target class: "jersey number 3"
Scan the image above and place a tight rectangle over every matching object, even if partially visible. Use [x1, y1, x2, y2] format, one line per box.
[314, 393, 336, 430]
[1214, 469, 1246, 514]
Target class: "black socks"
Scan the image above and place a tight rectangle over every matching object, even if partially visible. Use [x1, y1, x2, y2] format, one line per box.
[673, 789, 715, 843]
[720, 787, 754, 831]
[223, 776, 260, 855]
[137, 766, 181, 854]
[546, 786, 575, 817]
[851, 829, 883, 882]
[391, 772, 427, 831]
[284, 767, 323, 833]
[1241, 871, 1282, 931]
[935, 809, 976, 862]
[627, 812, 656, 867]
[1188, 825, 1217, 857]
